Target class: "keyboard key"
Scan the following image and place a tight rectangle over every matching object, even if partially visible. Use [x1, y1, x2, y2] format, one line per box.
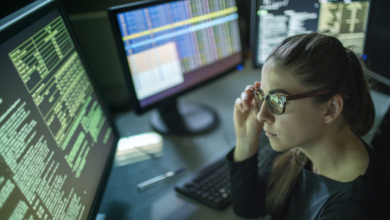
[213, 197, 223, 204]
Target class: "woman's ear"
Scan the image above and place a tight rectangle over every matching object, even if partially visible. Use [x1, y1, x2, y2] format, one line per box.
[323, 94, 344, 123]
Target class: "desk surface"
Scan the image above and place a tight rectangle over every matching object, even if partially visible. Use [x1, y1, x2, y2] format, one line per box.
[97, 62, 272, 220]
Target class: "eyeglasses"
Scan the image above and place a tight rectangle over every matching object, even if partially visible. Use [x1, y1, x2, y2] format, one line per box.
[252, 89, 332, 115]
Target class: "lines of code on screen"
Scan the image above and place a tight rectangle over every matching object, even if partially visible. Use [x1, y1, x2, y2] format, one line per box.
[0, 9, 114, 220]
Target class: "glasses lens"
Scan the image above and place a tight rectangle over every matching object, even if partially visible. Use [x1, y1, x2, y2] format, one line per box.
[253, 91, 263, 109]
[258, 90, 265, 102]
[267, 95, 284, 114]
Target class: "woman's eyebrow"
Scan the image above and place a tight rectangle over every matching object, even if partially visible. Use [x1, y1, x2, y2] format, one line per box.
[268, 88, 291, 95]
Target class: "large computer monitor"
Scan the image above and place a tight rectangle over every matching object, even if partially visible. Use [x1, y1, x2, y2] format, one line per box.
[108, 0, 244, 135]
[0, 0, 119, 219]
[251, 0, 372, 67]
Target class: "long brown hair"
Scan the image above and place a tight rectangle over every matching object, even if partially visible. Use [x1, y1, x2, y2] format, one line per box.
[264, 33, 375, 217]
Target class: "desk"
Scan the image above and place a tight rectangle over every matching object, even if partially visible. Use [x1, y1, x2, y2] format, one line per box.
[97, 62, 271, 220]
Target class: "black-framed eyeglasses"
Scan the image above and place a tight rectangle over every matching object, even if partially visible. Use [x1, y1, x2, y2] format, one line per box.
[252, 89, 332, 115]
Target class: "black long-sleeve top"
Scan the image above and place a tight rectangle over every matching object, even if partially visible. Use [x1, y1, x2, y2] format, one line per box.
[226, 134, 390, 219]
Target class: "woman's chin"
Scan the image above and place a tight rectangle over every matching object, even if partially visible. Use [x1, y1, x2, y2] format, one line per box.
[269, 141, 290, 152]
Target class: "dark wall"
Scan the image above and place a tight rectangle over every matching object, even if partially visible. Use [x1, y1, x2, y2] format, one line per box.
[364, 0, 390, 99]
[365, 0, 390, 79]
[61, 0, 140, 14]
[0, 0, 36, 19]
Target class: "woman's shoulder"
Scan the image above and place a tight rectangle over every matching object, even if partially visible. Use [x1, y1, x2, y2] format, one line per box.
[343, 144, 390, 219]
[351, 143, 390, 193]
[319, 198, 368, 220]
[360, 143, 390, 184]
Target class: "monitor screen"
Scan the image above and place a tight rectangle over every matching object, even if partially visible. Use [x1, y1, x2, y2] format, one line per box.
[0, 1, 118, 219]
[251, 0, 371, 67]
[109, 0, 243, 112]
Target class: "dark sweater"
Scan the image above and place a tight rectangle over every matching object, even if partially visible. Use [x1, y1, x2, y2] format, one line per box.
[226, 135, 390, 220]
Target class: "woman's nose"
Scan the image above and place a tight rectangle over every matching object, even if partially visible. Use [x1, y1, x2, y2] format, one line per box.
[257, 102, 274, 123]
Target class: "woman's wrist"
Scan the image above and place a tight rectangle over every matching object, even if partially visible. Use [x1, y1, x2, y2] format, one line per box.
[234, 138, 259, 162]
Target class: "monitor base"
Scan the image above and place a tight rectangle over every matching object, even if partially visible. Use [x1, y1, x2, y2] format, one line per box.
[151, 101, 218, 135]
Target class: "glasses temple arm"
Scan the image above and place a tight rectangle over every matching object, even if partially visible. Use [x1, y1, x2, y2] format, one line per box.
[285, 90, 332, 101]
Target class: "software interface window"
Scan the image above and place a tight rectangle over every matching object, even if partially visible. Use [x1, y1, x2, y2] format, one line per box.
[115, 0, 241, 106]
[0, 9, 115, 219]
[256, 0, 370, 64]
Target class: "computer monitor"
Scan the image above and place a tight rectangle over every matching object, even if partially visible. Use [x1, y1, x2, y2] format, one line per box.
[0, 0, 119, 219]
[108, 0, 244, 135]
[251, 0, 372, 67]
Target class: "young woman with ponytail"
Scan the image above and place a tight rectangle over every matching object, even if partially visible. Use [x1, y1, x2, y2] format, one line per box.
[226, 33, 390, 219]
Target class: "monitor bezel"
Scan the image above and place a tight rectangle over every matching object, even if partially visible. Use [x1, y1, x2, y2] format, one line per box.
[250, 0, 262, 68]
[250, 0, 373, 69]
[0, 1, 120, 219]
[108, 0, 245, 115]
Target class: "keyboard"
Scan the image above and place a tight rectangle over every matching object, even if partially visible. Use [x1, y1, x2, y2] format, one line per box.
[175, 155, 231, 210]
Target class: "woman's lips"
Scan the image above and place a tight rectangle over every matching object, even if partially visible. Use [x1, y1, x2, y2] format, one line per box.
[264, 129, 277, 137]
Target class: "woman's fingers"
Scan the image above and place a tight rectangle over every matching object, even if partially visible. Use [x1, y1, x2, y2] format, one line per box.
[236, 83, 261, 113]
[245, 85, 254, 90]
[244, 85, 256, 98]
[235, 97, 245, 113]
[254, 81, 261, 89]
[235, 98, 241, 111]
[245, 85, 256, 93]
[242, 91, 255, 111]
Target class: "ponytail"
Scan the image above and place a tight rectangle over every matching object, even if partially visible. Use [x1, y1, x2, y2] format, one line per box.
[342, 48, 375, 136]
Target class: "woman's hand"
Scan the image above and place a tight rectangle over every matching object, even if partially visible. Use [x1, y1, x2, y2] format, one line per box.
[233, 81, 264, 162]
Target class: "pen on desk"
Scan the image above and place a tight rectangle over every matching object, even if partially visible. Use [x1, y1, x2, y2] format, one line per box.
[137, 168, 186, 191]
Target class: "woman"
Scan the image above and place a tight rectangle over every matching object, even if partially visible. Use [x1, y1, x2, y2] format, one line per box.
[227, 33, 390, 219]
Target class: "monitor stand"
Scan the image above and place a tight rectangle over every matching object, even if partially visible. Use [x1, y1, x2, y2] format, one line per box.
[150, 99, 218, 135]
